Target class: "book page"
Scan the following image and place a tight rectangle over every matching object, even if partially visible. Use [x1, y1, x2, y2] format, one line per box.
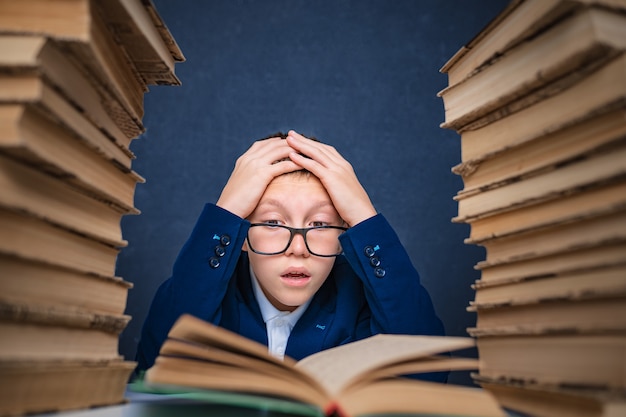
[337, 378, 505, 417]
[161, 338, 327, 396]
[295, 334, 474, 396]
[159, 315, 329, 401]
[146, 356, 328, 407]
[168, 315, 295, 366]
[344, 356, 479, 393]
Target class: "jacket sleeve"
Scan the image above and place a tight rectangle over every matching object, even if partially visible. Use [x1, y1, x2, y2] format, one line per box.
[338, 213, 445, 338]
[135, 204, 249, 371]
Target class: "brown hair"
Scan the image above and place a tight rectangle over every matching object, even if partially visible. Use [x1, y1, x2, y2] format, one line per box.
[259, 132, 317, 178]
[258, 131, 317, 141]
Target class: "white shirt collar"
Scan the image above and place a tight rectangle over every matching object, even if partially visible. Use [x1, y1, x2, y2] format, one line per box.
[250, 265, 311, 359]
[250, 264, 310, 325]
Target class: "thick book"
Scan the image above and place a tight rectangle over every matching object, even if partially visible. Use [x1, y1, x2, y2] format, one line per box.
[0, 84, 133, 172]
[0, 359, 135, 416]
[0, 207, 120, 277]
[469, 263, 626, 334]
[476, 333, 626, 389]
[471, 263, 626, 307]
[454, 142, 626, 222]
[0, 34, 143, 146]
[0, 102, 142, 213]
[440, 0, 626, 87]
[475, 376, 626, 417]
[141, 314, 505, 417]
[0, 0, 184, 114]
[476, 241, 626, 284]
[0, 0, 147, 121]
[472, 262, 626, 304]
[0, 153, 128, 247]
[452, 107, 626, 200]
[477, 210, 626, 266]
[469, 295, 626, 336]
[0, 253, 131, 317]
[462, 179, 626, 244]
[0, 300, 128, 361]
[97, 0, 185, 86]
[439, 6, 626, 130]
[457, 52, 626, 162]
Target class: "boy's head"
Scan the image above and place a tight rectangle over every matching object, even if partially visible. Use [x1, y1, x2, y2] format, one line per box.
[243, 133, 345, 312]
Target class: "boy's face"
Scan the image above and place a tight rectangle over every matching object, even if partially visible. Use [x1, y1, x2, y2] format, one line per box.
[245, 174, 342, 312]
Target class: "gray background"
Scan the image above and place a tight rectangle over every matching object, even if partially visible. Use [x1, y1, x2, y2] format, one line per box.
[116, 0, 509, 385]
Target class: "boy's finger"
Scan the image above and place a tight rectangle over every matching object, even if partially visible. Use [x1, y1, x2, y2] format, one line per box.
[243, 138, 295, 166]
[286, 131, 340, 167]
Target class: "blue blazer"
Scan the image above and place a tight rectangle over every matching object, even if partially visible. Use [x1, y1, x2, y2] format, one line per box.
[136, 204, 446, 381]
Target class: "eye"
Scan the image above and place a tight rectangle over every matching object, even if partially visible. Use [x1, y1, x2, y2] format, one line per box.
[263, 219, 283, 226]
[310, 221, 329, 227]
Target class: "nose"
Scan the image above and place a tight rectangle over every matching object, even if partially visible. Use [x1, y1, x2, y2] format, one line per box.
[285, 232, 310, 257]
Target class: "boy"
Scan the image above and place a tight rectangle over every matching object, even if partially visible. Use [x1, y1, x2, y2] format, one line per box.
[136, 131, 445, 380]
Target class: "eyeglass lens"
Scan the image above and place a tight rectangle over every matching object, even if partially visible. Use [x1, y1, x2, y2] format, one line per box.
[248, 225, 344, 256]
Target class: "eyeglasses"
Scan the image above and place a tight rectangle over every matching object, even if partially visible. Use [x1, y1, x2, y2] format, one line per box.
[247, 223, 348, 257]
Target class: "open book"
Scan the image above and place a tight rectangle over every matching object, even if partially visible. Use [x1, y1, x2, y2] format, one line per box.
[139, 314, 505, 417]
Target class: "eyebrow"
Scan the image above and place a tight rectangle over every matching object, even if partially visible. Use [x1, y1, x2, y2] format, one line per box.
[257, 198, 334, 211]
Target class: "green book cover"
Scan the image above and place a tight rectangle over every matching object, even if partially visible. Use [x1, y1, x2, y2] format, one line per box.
[129, 378, 324, 417]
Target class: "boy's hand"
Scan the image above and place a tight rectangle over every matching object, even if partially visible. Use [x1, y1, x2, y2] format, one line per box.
[216, 137, 300, 219]
[286, 130, 377, 227]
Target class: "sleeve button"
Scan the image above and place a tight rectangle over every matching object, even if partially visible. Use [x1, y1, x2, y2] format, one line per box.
[209, 257, 221, 268]
[215, 245, 226, 257]
[369, 256, 381, 267]
[374, 267, 386, 278]
[220, 235, 231, 246]
[364, 246, 376, 258]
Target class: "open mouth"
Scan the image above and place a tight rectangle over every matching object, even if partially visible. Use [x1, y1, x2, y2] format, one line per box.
[280, 270, 311, 287]
[282, 272, 309, 278]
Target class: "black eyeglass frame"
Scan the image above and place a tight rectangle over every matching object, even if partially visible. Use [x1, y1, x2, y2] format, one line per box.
[246, 223, 348, 257]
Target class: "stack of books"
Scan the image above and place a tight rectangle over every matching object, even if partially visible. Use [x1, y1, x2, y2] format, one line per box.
[0, 0, 183, 415]
[438, 0, 626, 416]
